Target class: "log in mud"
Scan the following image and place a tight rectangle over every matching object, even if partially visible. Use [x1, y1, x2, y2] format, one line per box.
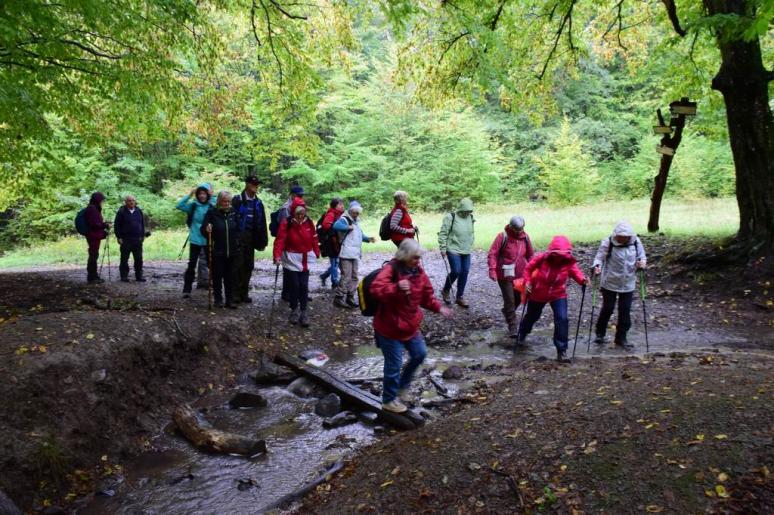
[172, 404, 267, 456]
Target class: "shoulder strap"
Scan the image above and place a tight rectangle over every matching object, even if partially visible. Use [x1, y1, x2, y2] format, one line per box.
[449, 212, 455, 233]
[499, 231, 508, 254]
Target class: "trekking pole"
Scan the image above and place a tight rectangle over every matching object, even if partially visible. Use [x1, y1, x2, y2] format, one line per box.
[106, 231, 111, 282]
[207, 231, 213, 310]
[266, 264, 280, 337]
[440, 251, 456, 301]
[571, 283, 587, 361]
[177, 235, 189, 261]
[639, 269, 649, 353]
[515, 294, 528, 343]
[586, 272, 599, 352]
[99, 237, 107, 278]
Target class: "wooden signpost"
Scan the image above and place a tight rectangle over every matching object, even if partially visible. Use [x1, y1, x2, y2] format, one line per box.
[647, 97, 696, 233]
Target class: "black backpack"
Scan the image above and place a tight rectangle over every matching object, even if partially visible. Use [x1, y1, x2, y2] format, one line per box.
[269, 207, 286, 237]
[316, 213, 335, 258]
[379, 209, 398, 241]
[357, 261, 399, 316]
[605, 237, 641, 261]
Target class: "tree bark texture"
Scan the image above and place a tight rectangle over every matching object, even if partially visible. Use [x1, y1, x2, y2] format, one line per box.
[705, 0, 774, 252]
[648, 111, 686, 232]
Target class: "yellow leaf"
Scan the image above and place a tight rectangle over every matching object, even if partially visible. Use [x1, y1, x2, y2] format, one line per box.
[715, 485, 729, 498]
[704, 489, 715, 498]
[38, 345, 47, 353]
[695, 434, 705, 441]
[610, 400, 623, 405]
[714, 434, 728, 440]
[380, 480, 393, 488]
[86, 333, 95, 340]
[646, 505, 664, 513]
[718, 473, 729, 482]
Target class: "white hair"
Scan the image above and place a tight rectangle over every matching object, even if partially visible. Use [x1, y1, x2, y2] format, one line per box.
[393, 190, 408, 204]
[124, 195, 136, 202]
[216, 191, 233, 204]
[395, 238, 423, 262]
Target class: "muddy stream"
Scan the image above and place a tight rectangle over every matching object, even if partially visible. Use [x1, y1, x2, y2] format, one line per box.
[80, 321, 757, 515]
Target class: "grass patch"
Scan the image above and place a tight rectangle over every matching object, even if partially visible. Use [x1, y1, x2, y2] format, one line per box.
[0, 197, 738, 269]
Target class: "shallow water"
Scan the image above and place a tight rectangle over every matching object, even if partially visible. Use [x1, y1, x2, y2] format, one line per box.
[81, 318, 764, 515]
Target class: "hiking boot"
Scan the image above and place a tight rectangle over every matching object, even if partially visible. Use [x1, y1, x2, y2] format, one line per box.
[289, 309, 300, 325]
[87, 277, 104, 284]
[225, 303, 238, 310]
[135, 277, 146, 283]
[441, 288, 451, 305]
[319, 273, 328, 288]
[120, 277, 130, 283]
[242, 296, 253, 304]
[382, 399, 408, 413]
[398, 389, 413, 404]
[334, 297, 349, 309]
[614, 336, 633, 349]
[214, 300, 223, 308]
[299, 310, 310, 328]
[331, 281, 339, 290]
[346, 297, 359, 309]
[196, 283, 207, 289]
[456, 297, 469, 308]
[557, 349, 570, 363]
[594, 335, 608, 344]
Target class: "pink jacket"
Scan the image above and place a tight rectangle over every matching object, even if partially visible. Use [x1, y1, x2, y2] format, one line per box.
[523, 236, 585, 303]
[487, 226, 534, 281]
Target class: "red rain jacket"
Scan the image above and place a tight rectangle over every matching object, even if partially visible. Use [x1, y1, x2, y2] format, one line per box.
[523, 236, 585, 303]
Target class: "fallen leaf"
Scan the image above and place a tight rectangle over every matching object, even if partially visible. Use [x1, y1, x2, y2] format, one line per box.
[718, 473, 729, 482]
[715, 485, 729, 498]
[714, 434, 728, 440]
[380, 480, 393, 488]
[646, 505, 664, 513]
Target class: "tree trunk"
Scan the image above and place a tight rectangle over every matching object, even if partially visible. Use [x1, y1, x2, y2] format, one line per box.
[648, 111, 686, 232]
[705, 0, 774, 253]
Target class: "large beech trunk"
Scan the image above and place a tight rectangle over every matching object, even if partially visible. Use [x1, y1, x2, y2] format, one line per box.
[705, 0, 774, 253]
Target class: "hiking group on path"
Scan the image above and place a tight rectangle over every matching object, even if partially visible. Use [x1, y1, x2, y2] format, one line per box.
[77, 175, 647, 413]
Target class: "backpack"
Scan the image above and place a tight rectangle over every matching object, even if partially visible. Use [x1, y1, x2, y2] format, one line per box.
[316, 213, 336, 258]
[269, 208, 285, 237]
[74, 208, 90, 236]
[357, 261, 399, 317]
[605, 237, 640, 262]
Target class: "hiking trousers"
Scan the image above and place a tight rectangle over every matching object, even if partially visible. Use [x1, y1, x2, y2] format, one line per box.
[211, 255, 236, 305]
[119, 238, 144, 280]
[183, 243, 208, 293]
[517, 298, 569, 352]
[376, 331, 427, 404]
[336, 258, 359, 300]
[233, 232, 255, 302]
[595, 288, 634, 339]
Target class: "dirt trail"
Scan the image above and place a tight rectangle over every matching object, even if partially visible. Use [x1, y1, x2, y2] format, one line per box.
[0, 236, 771, 511]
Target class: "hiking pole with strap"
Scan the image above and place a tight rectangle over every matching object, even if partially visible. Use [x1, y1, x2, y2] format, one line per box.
[207, 231, 213, 310]
[177, 235, 189, 261]
[586, 271, 599, 352]
[266, 264, 280, 338]
[639, 269, 649, 353]
[571, 283, 587, 361]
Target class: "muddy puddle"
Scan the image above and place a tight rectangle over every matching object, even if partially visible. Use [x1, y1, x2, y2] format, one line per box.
[80, 320, 765, 515]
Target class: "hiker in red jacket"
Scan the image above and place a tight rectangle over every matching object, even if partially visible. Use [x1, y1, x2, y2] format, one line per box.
[389, 190, 416, 247]
[487, 216, 534, 337]
[318, 197, 344, 289]
[517, 235, 588, 362]
[85, 192, 111, 283]
[273, 198, 320, 328]
[370, 239, 452, 413]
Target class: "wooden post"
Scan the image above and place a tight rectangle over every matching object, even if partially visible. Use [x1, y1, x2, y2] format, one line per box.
[648, 98, 694, 233]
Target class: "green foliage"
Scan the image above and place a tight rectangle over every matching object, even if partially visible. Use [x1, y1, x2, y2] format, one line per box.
[536, 119, 599, 206]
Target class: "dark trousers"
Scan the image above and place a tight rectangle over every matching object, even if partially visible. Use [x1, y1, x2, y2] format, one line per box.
[596, 288, 633, 339]
[196, 247, 208, 287]
[183, 243, 208, 293]
[443, 252, 471, 299]
[87, 238, 101, 280]
[281, 267, 290, 301]
[119, 238, 144, 279]
[233, 232, 255, 302]
[518, 298, 569, 352]
[286, 270, 309, 311]
[211, 255, 236, 304]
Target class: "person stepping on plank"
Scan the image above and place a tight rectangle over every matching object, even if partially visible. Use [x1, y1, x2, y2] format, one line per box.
[438, 198, 476, 308]
[592, 221, 647, 348]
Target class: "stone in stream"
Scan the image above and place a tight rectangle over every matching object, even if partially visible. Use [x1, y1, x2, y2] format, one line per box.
[315, 393, 341, 417]
[287, 377, 326, 398]
[322, 411, 358, 429]
[249, 355, 298, 385]
[357, 411, 379, 424]
[442, 366, 464, 380]
[229, 392, 268, 409]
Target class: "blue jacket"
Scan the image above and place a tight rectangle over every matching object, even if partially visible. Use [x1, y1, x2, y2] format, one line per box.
[232, 191, 268, 250]
[176, 196, 213, 246]
[114, 206, 146, 240]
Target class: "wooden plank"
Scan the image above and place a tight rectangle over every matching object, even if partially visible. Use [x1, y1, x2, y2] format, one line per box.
[173, 404, 268, 456]
[656, 144, 675, 156]
[671, 105, 697, 115]
[652, 125, 673, 135]
[274, 353, 418, 430]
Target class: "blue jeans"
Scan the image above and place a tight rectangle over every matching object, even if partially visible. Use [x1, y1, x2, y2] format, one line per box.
[517, 298, 569, 352]
[443, 252, 471, 299]
[320, 256, 340, 285]
[375, 332, 427, 403]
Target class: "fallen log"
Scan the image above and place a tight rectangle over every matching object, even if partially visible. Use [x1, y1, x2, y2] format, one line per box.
[263, 460, 344, 512]
[172, 404, 267, 456]
[421, 397, 477, 409]
[274, 353, 419, 430]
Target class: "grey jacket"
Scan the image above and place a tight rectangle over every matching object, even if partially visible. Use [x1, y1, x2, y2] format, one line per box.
[593, 223, 647, 293]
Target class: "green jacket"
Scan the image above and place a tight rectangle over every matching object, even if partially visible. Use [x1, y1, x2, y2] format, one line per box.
[438, 198, 475, 254]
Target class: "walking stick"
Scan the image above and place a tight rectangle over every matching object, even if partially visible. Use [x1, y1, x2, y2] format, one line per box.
[586, 272, 599, 352]
[99, 236, 107, 278]
[177, 235, 189, 261]
[514, 294, 528, 343]
[106, 231, 111, 282]
[571, 283, 587, 361]
[266, 264, 281, 338]
[440, 251, 456, 302]
[207, 231, 213, 310]
[639, 269, 649, 353]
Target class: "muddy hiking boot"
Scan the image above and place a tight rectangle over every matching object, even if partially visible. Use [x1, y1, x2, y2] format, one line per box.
[398, 389, 413, 404]
[346, 296, 358, 309]
[595, 334, 608, 344]
[614, 335, 633, 349]
[382, 399, 408, 413]
[120, 276, 130, 283]
[299, 310, 310, 328]
[289, 309, 300, 325]
[456, 297, 469, 308]
[319, 272, 329, 288]
[441, 288, 452, 305]
[334, 297, 349, 309]
[557, 349, 571, 363]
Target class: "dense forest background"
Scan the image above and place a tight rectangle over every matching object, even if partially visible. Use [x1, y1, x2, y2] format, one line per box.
[0, 14, 737, 246]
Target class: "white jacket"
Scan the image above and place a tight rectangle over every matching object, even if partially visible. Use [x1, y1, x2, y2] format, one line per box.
[335, 214, 370, 260]
[593, 223, 647, 293]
